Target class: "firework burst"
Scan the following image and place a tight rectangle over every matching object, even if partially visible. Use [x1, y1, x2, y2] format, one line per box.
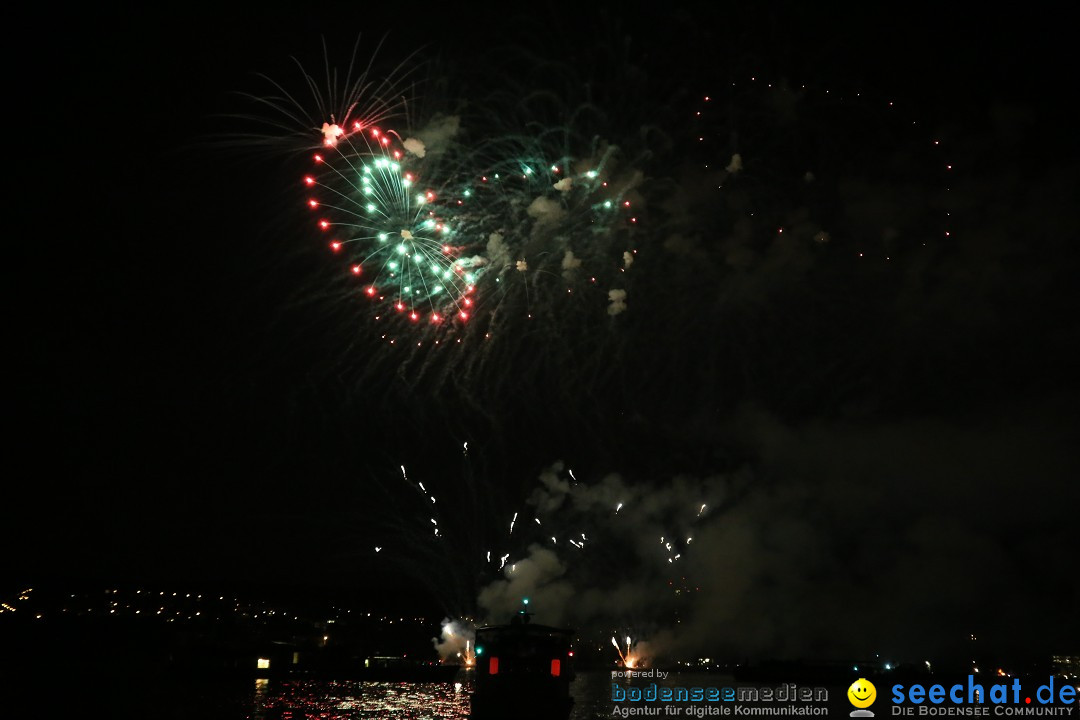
[306, 123, 482, 324]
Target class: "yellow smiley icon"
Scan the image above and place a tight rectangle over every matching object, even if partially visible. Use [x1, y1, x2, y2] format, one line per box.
[848, 678, 877, 708]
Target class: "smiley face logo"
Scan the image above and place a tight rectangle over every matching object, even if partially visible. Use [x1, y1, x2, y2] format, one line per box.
[848, 678, 877, 709]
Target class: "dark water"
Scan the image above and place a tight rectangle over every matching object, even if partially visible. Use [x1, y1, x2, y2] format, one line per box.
[18, 669, 1074, 718]
[10, 670, 731, 719]
[249, 670, 645, 719]
[252, 676, 473, 718]
[250, 671, 742, 719]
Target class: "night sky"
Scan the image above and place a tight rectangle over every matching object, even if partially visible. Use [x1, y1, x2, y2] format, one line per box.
[10, 3, 1078, 664]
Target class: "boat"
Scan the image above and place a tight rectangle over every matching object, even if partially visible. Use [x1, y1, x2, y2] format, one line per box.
[470, 612, 575, 720]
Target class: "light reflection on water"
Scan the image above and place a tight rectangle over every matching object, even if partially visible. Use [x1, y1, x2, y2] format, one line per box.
[248, 671, 633, 719]
[253, 679, 472, 719]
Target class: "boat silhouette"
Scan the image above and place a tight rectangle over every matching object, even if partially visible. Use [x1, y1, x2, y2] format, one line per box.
[470, 612, 575, 720]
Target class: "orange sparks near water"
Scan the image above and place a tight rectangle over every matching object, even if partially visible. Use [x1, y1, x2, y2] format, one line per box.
[612, 635, 640, 668]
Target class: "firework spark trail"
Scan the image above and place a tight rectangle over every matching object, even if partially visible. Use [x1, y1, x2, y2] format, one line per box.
[467, 462, 731, 661]
[222, 33, 420, 155]
[612, 635, 641, 668]
[371, 455, 502, 619]
[513, 464, 721, 568]
[377, 461, 712, 662]
[373, 437, 567, 631]
[402, 465, 440, 535]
